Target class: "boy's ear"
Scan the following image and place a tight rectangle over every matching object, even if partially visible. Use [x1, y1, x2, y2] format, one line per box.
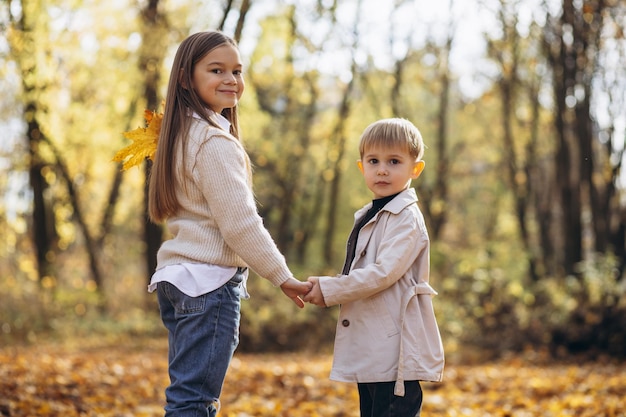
[412, 160, 425, 179]
[357, 160, 364, 174]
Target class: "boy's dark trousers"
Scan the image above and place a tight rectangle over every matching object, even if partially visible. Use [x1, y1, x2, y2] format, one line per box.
[358, 380, 423, 417]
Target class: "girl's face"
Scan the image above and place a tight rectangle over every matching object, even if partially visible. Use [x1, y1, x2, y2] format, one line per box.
[191, 43, 244, 113]
[358, 145, 424, 199]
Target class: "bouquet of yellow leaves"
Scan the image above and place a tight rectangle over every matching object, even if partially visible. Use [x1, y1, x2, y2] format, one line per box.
[113, 107, 163, 170]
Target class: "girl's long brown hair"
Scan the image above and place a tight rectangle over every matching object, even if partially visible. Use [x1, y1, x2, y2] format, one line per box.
[148, 31, 241, 223]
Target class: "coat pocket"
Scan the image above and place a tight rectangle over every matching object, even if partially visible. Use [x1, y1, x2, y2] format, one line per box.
[368, 292, 400, 338]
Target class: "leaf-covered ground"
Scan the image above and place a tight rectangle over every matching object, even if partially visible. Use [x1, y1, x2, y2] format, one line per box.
[0, 339, 624, 417]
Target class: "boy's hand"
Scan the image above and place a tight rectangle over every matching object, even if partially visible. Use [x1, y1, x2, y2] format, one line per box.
[303, 276, 327, 307]
[280, 277, 313, 308]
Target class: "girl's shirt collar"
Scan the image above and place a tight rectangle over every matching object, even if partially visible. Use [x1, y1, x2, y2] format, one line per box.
[192, 109, 231, 132]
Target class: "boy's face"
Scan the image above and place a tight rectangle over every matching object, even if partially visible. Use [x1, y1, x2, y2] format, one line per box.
[358, 145, 425, 199]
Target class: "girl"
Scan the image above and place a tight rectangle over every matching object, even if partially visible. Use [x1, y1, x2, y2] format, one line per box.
[148, 31, 311, 417]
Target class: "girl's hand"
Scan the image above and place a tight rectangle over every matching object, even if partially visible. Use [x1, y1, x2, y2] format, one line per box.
[280, 277, 313, 308]
[302, 276, 327, 307]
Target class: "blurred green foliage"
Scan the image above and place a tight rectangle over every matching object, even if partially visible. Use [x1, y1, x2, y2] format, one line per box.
[3, 254, 625, 360]
[1, 0, 625, 361]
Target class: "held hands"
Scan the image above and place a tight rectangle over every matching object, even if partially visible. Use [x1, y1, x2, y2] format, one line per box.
[302, 276, 327, 307]
[280, 277, 313, 308]
[280, 276, 327, 308]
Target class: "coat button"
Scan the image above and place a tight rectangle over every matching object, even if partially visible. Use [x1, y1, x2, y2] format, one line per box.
[342, 319, 350, 327]
[360, 250, 366, 256]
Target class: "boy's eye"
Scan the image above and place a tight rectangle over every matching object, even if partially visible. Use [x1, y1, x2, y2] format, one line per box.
[390, 159, 400, 164]
[368, 158, 379, 164]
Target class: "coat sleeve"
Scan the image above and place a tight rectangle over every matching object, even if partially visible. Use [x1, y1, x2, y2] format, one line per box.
[319, 206, 428, 306]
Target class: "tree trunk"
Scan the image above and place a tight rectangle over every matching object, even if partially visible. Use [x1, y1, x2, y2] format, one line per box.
[527, 74, 554, 278]
[489, 3, 538, 281]
[139, 0, 166, 281]
[544, 0, 584, 276]
[322, 3, 362, 266]
[10, 0, 58, 285]
[27, 118, 56, 284]
[542, 0, 616, 276]
[410, 32, 453, 242]
[430, 36, 452, 241]
[323, 73, 355, 266]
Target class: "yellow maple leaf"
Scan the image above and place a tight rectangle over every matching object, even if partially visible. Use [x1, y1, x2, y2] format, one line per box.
[113, 108, 163, 170]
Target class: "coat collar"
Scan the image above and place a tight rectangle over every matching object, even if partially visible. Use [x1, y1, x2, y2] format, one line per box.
[356, 188, 418, 219]
[383, 188, 418, 214]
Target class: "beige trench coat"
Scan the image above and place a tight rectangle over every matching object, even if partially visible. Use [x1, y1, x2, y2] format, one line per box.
[318, 188, 444, 396]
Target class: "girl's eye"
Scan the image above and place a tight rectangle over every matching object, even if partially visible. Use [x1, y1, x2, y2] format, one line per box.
[211, 69, 223, 74]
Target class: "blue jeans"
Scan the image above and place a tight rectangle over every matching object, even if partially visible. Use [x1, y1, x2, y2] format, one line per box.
[358, 380, 423, 417]
[157, 269, 244, 417]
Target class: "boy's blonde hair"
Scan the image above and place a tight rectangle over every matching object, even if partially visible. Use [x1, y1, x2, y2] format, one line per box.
[359, 118, 424, 160]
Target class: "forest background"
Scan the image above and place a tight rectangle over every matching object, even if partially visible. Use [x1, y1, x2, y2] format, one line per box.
[1, 0, 626, 363]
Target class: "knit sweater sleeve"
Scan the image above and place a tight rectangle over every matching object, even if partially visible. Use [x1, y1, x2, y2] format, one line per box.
[191, 129, 292, 287]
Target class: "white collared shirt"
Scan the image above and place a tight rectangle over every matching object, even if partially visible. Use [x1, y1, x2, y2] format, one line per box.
[149, 262, 249, 298]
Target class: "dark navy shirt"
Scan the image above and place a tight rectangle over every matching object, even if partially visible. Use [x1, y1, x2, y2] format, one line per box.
[341, 192, 400, 275]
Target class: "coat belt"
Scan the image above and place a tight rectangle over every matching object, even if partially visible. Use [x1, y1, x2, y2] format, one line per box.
[394, 282, 438, 397]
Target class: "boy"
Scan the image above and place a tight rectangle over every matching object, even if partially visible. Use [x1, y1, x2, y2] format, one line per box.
[304, 118, 444, 417]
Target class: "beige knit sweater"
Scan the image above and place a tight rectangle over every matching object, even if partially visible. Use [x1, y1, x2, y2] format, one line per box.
[156, 117, 293, 287]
